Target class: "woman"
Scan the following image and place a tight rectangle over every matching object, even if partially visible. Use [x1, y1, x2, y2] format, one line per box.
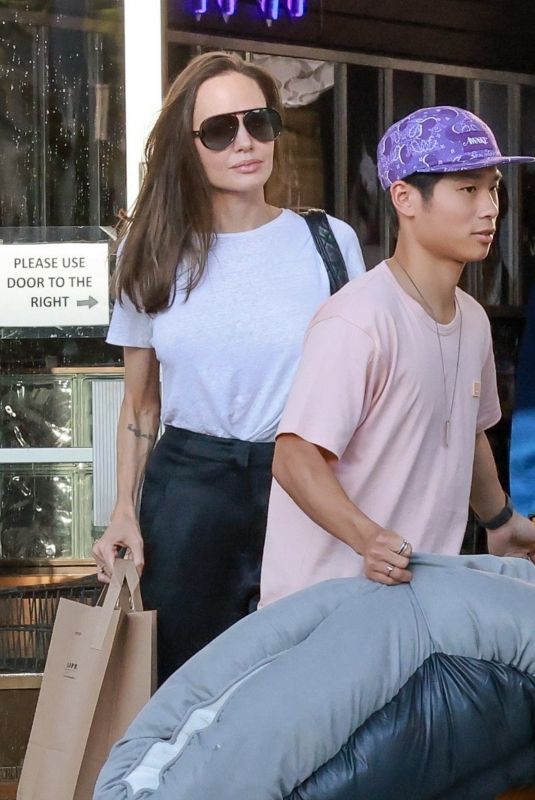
[93, 51, 365, 684]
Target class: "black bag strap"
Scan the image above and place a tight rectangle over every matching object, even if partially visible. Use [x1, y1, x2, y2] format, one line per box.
[300, 208, 350, 295]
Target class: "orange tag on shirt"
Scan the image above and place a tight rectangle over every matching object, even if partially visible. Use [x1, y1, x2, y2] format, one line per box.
[472, 380, 481, 398]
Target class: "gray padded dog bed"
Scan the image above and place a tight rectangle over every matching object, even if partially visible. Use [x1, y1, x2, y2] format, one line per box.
[94, 554, 535, 799]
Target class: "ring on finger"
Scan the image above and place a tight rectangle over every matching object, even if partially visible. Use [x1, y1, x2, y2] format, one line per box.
[396, 539, 409, 556]
[385, 564, 394, 577]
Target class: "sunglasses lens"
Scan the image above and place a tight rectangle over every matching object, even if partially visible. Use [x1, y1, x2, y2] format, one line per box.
[200, 114, 239, 151]
[197, 108, 282, 150]
[244, 108, 282, 142]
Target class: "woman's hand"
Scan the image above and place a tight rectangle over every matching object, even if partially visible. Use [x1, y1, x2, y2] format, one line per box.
[92, 511, 145, 583]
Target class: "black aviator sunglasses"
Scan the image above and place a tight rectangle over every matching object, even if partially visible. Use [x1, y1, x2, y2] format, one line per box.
[192, 107, 283, 151]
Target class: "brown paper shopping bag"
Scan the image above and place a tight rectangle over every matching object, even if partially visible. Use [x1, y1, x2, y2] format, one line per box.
[17, 560, 156, 800]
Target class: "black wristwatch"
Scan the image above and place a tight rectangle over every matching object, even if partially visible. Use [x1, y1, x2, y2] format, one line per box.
[476, 493, 514, 530]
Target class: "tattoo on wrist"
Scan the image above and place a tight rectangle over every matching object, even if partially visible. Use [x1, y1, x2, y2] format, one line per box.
[127, 423, 154, 441]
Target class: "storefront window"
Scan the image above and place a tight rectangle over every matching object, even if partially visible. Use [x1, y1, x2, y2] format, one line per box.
[0, 2, 126, 565]
[0, 1, 125, 229]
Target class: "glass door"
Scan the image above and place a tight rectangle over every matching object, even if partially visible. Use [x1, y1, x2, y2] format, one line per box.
[0, 1, 141, 568]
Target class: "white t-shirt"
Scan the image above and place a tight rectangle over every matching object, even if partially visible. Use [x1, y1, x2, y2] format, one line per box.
[260, 261, 502, 605]
[106, 209, 365, 442]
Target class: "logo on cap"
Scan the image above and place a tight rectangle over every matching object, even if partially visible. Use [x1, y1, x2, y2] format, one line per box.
[466, 136, 489, 146]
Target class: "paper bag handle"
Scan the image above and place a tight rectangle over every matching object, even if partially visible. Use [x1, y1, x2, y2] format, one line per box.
[91, 560, 143, 651]
[103, 559, 144, 613]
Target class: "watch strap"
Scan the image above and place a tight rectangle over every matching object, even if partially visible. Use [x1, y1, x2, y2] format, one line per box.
[476, 493, 514, 530]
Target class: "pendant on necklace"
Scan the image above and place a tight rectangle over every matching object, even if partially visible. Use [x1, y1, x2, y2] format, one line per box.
[445, 420, 450, 447]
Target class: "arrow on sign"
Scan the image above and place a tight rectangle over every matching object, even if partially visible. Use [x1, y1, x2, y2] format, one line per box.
[77, 296, 98, 309]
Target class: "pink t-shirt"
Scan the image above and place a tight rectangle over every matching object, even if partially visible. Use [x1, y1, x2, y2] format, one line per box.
[260, 261, 501, 605]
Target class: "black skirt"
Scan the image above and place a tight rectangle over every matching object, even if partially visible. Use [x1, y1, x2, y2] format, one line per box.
[139, 425, 275, 685]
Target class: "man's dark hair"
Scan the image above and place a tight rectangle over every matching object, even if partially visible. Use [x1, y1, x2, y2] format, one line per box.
[386, 172, 445, 234]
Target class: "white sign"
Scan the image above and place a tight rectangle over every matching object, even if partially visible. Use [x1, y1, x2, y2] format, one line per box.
[0, 242, 110, 327]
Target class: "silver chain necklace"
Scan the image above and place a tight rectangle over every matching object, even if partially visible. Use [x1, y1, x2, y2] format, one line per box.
[390, 256, 463, 447]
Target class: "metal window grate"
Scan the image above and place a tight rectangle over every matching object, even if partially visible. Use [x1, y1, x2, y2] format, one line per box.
[0, 575, 101, 673]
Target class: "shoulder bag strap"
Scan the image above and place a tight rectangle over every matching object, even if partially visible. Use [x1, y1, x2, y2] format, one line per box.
[300, 208, 350, 295]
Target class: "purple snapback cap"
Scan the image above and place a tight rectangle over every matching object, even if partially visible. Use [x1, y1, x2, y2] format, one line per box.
[377, 106, 535, 190]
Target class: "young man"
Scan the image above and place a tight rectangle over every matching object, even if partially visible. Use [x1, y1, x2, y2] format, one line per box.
[260, 106, 535, 606]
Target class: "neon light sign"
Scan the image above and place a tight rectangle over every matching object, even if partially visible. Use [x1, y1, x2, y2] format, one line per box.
[191, 0, 307, 24]
[257, 0, 306, 18]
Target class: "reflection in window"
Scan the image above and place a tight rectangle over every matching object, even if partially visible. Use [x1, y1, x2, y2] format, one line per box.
[0, 2, 126, 229]
[0, 377, 72, 449]
[0, 470, 74, 559]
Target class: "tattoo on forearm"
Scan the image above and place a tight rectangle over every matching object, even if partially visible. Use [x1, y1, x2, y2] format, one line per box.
[127, 423, 155, 441]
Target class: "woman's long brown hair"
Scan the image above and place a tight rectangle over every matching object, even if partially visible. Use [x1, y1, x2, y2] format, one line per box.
[114, 52, 283, 313]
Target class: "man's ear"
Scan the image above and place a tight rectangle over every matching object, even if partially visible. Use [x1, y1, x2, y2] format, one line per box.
[389, 180, 418, 220]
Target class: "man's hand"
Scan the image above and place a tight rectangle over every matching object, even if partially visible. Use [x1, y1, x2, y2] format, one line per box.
[487, 511, 535, 562]
[273, 434, 414, 585]
[361, 527, 413, 585]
